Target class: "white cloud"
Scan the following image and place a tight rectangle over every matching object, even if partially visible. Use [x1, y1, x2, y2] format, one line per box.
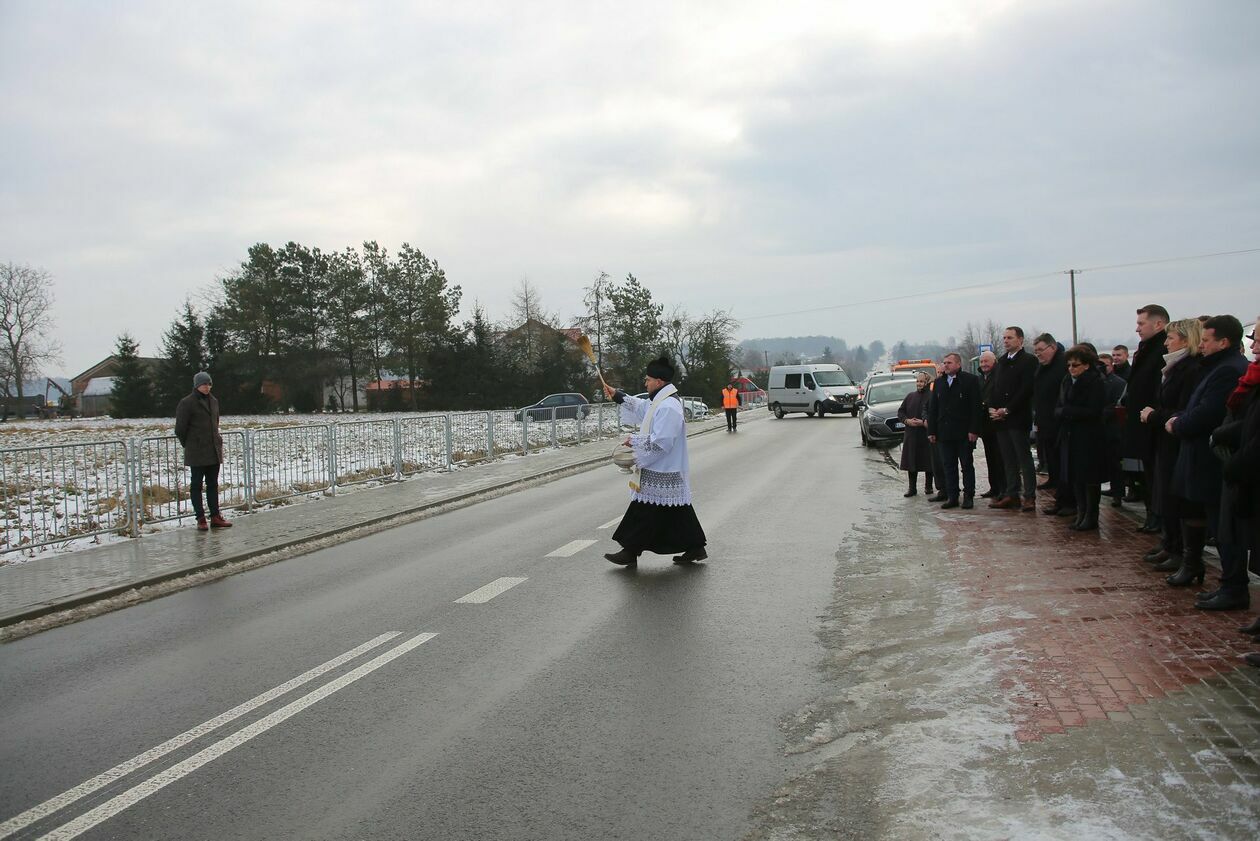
[1, 0, 1257, 372]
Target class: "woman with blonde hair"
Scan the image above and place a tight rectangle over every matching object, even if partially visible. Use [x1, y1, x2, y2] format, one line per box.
[897, 371, 935, 496]
[1139, 318, 1203, 575]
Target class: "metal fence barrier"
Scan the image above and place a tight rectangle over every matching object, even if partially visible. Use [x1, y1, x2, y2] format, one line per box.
[0, 403, 711, 555]
[0, 439, 133, 553]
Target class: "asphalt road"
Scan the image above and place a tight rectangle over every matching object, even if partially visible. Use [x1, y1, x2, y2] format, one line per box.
[1, 412, 882, 840]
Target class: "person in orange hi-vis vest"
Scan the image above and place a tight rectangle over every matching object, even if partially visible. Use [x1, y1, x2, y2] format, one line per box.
[722, 382, 740, 432]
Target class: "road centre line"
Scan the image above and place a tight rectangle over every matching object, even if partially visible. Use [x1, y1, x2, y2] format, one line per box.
[36, 631, 438, 841]
[454, 577, 527, 604]
[0, 632, 401, 840]
[545, 539, 598, 557]
[597, 516, 622, 529]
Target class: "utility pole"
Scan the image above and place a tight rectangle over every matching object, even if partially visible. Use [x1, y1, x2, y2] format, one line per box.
[763, 350, 770, 370]
[1064, 269, 1080, 344]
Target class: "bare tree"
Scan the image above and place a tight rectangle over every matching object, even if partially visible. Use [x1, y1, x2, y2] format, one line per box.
[577, 271, 614, 369]
[0, 263, 61, 401]
[507, 278, 557, 375]
[957, 319, 1006, 361]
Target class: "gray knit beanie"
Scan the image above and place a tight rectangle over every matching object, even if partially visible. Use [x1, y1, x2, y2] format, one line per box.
[193, 371, 213, 388]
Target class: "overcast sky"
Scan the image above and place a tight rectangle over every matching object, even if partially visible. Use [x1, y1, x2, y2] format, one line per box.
[2, 0, 1258, 377]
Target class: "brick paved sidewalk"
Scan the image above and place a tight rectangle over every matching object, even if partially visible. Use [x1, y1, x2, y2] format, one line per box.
[936, 483, 1259, 747]
[745, 448, 1260, 840]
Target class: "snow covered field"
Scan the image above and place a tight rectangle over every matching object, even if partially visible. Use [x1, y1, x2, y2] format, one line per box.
[0, 406, 631, 561]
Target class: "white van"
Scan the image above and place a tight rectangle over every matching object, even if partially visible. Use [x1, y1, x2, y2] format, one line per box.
[767, 364, 861, 418]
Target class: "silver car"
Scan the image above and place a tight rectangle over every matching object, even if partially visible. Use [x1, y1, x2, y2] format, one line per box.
[858, 378, 919, 447]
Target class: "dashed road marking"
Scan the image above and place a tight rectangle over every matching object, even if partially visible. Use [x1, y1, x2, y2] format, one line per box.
[598, 516, 623, 530]
[0, 632, 401, 840]
[454, 577, 527, 604]
[546, 539, 598, 557]
[32, 632, 437, 841]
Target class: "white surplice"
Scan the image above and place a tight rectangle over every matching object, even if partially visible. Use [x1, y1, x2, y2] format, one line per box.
[619, 383, 693, 506]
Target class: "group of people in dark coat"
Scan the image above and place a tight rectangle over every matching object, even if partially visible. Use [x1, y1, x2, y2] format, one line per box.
[897, 307, 1260, 667]
[899, 353, 984, 509]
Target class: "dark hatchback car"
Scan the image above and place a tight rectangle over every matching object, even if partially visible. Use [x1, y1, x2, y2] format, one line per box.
[515, 393, 592, 421]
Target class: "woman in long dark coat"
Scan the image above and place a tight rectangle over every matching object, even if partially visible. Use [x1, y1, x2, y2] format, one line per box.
[1139, 318, 1203, 570]
[898, 372, 934, 497]
[1057, 345, 1107, 531]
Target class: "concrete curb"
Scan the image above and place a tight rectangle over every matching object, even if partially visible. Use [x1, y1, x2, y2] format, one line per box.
[1, 419, 733, 631]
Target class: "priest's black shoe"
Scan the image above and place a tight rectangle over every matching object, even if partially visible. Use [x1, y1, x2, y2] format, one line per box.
[941, 498, 959, 509]
[604, 549, 639, 566]
[927, 492, 948, 502]
[961, 496, 974, 509]
[672, 548, 708, 564]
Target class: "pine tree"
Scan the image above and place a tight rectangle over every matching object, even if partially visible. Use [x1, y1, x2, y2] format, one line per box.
[606, 273, 664, 386]
[110, 333, 155, 418]
[156, 301, 206, 411]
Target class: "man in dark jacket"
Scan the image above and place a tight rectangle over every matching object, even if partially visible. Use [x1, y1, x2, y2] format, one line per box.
[1169, 315, 1248, 610]
[174, 371, 232, 531]
[1099, 352, 1129, 507]
[977, 351, 1005, 497]
[1112, 345, 1132, 381]
[1032, 334, 1070, 514]
[988, 326, 1039, 511]
[928, 353, 984, 509]
[1123, 304, 1170, 530]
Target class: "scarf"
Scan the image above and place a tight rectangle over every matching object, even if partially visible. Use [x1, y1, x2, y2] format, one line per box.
[629, 382, 678, 492]
[1226, 360, 1260, 413]
[1161, 347, 1189, 380]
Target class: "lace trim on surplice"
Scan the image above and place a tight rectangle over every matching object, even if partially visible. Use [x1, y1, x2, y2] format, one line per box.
[631, 468, 692, 507]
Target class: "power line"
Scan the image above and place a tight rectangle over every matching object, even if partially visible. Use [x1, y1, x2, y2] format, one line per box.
[737, 246, 1260, 323]
[1077, 247, 1260, 273]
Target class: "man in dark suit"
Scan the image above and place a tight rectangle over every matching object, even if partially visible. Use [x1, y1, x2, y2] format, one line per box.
[1168, 315, 1250, 610]
[1123, 305, 1170, 531]
[1112, 345, 1132, 381]
[977, 351, 1005, 497]
[1032, 333, 1070, 515]
[989, 326, 1040, 511]
[928, 352, 984, 509]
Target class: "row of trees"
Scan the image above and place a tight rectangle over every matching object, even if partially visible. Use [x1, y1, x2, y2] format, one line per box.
[108, 242, 741, 417]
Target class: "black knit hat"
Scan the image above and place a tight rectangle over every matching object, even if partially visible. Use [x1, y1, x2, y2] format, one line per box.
[644, 356, 675, 382]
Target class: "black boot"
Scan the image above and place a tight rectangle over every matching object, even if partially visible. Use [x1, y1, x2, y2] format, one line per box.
[1197, 591, 1250, 611]
[672, 547, 708, 564]
[1070, 486, 1100, 531]
[1167, 523, 1205, 587]
[1151, 522, 1183, 570]
[1138, 511, 1162, 534]
[604, 548, 639, 566]
[904, 472, 918, 498]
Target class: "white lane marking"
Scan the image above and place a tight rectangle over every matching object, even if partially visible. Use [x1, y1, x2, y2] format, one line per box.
[545, 539, 597, 557]
[0, 633, 400, 839]
[598, 516, 622, 530]
[37, 631, 437, 841]
[453, 577, 527, 604]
